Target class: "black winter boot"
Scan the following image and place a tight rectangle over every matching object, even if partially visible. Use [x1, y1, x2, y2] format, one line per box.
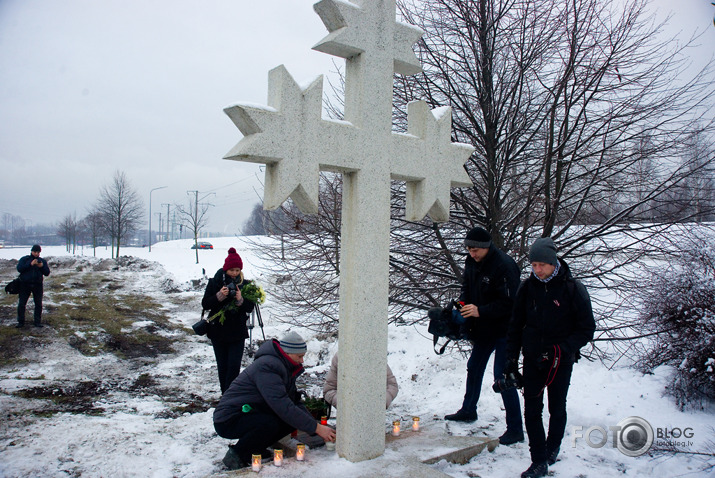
[521, 461, 548, 478]
[222, 446, 247, 470]
[547, 446, 560, 465]
[498, 429, 525, 445]
[444, 410, 477, 422]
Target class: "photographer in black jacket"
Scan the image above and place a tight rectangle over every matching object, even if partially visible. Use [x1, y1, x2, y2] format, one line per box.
[16, 244, 50, 328]
[202, 247, 255, 393]
[444, 227, 524, 446]
[506, 237, 595, 478]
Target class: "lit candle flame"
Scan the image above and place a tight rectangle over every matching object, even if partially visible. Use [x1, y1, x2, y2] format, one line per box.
[392, 420, 401, 436]
[273, 449, 283, 467]
[251, 454, 262, 472]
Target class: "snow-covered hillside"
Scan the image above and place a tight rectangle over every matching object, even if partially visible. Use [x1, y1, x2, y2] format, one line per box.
[0, 238, 712, 477]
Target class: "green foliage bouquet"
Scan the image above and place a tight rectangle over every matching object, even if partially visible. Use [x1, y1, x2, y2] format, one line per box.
[241, 280, 266, 305]
[207, 280, 266, 325]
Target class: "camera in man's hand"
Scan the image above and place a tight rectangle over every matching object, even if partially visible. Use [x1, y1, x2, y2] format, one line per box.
[492, 371, 523, 393]
[492, 370, 523, 393]
[226, 282, 237, 299]
[427, 300, 469, 341]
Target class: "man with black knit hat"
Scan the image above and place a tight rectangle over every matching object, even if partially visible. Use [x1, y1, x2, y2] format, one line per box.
[214, 331, 336, 470]
[506, 237, 595, 478]
[444, 227, 524, 446]
[16, 244, 51, 328]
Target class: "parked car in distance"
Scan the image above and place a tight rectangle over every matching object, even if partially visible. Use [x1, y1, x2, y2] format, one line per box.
[191, 242, 213, 250]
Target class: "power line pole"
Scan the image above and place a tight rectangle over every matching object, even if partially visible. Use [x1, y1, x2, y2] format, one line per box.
[161, 203, 171, 240]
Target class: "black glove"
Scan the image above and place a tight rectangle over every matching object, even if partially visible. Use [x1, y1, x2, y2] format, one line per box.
[503, 358, 519, 377]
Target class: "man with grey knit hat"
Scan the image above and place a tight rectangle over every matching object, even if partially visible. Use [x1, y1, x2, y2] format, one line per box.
[444, 226, 524, 447]
[506, 237, 595, 478]
[214, 331, 336, 470]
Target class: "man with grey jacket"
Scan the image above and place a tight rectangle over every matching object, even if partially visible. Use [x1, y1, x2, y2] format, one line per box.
[213, 332, 335, 470]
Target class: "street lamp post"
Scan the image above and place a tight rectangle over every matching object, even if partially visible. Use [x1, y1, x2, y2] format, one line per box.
[149, 186, 167, 252]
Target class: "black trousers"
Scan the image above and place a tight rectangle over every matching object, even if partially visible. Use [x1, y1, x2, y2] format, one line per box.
[522, 358, 574, 463]
[211, 339, 245, 394]
[214, 411, 294, 463]
[17, 283, 43, 325]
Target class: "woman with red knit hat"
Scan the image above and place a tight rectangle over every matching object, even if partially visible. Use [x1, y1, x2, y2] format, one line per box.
[202, 247, 256, 393]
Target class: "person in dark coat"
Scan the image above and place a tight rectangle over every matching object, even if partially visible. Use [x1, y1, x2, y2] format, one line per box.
[202, 247, 255, 393]
[506, 237, 596, 478]
[214, 332, 336, 470]
[444, 227, 524, 445]
[16, 244, 51, 328]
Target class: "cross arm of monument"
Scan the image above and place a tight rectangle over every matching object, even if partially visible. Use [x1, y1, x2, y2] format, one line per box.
[391, 101, 474, 222]
[223, 65, 325, 214]
[312, 0, 423, 76]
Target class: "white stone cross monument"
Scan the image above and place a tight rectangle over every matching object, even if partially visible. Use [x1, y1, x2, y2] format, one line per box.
[223, 0, 474, 462]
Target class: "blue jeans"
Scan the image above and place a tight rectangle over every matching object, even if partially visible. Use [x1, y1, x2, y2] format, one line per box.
[461, 337, 523, 433]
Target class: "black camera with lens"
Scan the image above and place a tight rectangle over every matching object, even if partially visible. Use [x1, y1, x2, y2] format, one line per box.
[492, 371, 524, 393]
[226, 281, 237, 299]
[428, 300, 470, 355]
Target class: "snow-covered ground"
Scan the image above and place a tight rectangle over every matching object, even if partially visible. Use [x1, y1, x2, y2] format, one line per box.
[0, 238, 713, 477]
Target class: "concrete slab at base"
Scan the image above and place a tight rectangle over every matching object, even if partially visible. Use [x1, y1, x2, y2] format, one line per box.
[207, 423, 499, 478]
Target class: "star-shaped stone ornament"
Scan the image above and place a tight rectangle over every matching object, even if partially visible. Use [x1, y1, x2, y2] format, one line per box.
[394, 101, 474, 222]
[312, 0, 423, 76]
[223, 65, 325, 213]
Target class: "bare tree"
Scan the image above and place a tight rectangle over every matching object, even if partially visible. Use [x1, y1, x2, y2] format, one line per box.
[175, 191, 212, 264]
[242, 203, 268, 236]
[57, 213, 78, 253]
[82, 208, 105, 257]
[96, 171, 144, 258]
[390, 0, 715, 317]
[253, 0, 715, 341]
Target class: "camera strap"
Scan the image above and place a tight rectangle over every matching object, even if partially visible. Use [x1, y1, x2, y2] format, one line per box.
[433, 336, 451, 355]
[537, 344, 562, 395]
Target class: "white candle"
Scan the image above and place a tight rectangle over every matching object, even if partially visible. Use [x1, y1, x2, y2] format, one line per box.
[251, 454, 262, 472]
[412, 416, 420, 431]
[325, 440, 336, 451]
[296, 443, 306, 461]
[273, 449, 283, 467]
[392, 420, 401, 437]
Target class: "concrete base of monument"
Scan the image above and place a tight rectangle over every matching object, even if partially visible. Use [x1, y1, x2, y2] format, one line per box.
[208, 422, 500, 477]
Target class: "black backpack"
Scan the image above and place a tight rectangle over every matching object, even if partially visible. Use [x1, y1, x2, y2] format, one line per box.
[5, 278, 21, 295]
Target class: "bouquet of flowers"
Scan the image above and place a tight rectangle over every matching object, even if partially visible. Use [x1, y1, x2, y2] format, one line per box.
[208, 280, 266, 325]
[241, 280, 266, 305]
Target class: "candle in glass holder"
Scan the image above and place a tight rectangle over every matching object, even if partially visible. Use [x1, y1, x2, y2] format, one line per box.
[412, 416, 420, 431]
[325, 440, 336, 451]
[391, 420, 401, 436]
[296, 443, 306, 461]
[273, 449, 283, 467]
[320, 415, 328, 425]
[251, 454, 262, 472]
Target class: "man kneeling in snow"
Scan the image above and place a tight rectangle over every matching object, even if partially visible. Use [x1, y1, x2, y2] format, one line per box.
[213, 332, 336, 470]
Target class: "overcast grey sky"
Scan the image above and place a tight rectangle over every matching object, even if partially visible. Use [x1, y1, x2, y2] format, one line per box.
[0, 0, 713, 235]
